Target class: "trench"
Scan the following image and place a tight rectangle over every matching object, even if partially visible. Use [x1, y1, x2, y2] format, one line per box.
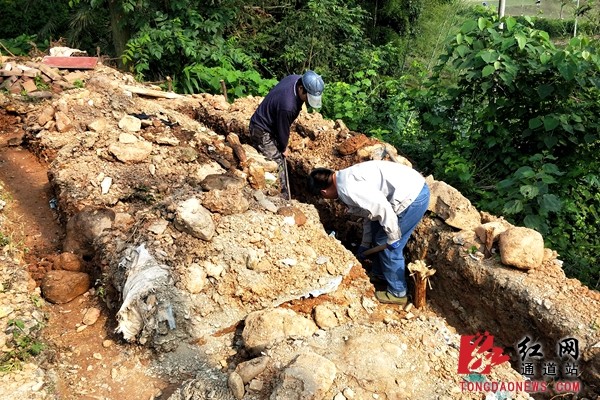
[0, 98, 594, 398]
[287, 157, 600, 398]
[284, 160, 595, 400]
[193, 108, 598, 398]
[0, 108, 171, 399]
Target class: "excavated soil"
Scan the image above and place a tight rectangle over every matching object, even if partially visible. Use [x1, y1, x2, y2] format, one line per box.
[0, 60, 598, 400]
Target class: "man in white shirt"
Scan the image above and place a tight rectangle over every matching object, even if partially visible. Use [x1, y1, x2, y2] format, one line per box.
[308, 160, 430, 305]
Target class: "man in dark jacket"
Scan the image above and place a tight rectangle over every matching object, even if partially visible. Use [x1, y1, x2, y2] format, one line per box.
[249, 70, 324, 198]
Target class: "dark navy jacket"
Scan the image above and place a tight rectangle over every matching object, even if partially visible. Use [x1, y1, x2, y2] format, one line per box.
[249, 74, 303, 152]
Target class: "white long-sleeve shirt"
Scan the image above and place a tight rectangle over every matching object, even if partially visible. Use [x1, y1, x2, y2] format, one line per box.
[335, 160, 426, 245]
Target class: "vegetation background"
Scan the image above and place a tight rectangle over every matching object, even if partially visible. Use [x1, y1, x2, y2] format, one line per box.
[1, 0, 599, 288]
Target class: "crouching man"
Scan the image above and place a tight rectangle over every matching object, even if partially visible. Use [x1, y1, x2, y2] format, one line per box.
[308, 160, 430, 305]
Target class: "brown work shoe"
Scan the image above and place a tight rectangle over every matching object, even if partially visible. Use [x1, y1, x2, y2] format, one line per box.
[375, 291, 408, 305]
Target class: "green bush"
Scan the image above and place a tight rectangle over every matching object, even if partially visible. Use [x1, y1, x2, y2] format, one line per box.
[0, 34, 45, 57]
[180, 65, 277, 98]
[523, 17, 574, 37]
[412, 15, 600, 287]
[0, 319, 44, 373]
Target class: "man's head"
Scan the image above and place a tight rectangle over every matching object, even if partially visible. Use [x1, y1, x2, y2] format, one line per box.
[308, 167, 338, 199]
[300, 70, 324, 108]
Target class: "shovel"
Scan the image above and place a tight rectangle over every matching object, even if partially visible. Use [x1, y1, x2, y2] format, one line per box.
[362, 243, 388, 256]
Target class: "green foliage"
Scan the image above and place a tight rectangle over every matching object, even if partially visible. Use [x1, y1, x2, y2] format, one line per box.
[65, 2, 112, 56]
[260, 0, 372, 79]
[522, 16, 575, 37]
[34, 76, 50, 91]
[485, 153, 564, 235]
[181, 65, 276, 98]
[94, 278, 106, 299]
[321, 70, 376, 131]
[547, 169, 600, 288]
[118, 1, 269, 99]
[0, 34, 43, 56]
[414, 15, 600, 286]
[320, 68, 424, 156]
[0, 319, 44, 373]
[0, 232, 9, 247]
[123, 185, 156, 205]
[30, 295, 43, 308]
[357, 0, 426, 42]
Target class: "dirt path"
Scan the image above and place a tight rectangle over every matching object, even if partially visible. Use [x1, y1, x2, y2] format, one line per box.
[0, 109, 169, 399]
[0, 115, 61, 263]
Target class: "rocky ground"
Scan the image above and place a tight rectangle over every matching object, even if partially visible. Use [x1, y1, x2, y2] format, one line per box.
[0, 57, 598, 400]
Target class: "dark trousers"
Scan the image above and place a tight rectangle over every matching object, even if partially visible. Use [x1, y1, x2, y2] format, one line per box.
[249, 125, 288, 196]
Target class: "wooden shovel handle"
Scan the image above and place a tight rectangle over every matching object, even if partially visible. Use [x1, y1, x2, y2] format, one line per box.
[362, 244, 387, 256]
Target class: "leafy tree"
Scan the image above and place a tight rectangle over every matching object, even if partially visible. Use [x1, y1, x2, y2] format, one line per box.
[69, 0, 133, 65]
[260, 0, 372, 79]
[66, 2, 112, 56]
[69, 0, 247, 70]
[415, 15, 600, 286]
[69, 0, 278, 97]
[356, 0, 425, 43]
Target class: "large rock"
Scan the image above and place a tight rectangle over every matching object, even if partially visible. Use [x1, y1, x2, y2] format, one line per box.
[63, 207, 115, 258]
[337, 134, 369, 155]
[181, 263, 208, 294]
[243, 144, 278, 172]
[234, 355, 270, 384]
[312, 305, 338, 329]
[53, 252, 84, 272]
[108, 140, 153, 163]
[37, 105, 55, 126]
[498, 226, 544, 270]
[55, 111, 73, 132]
[201, 174, 245, 191]
[277, 206, 307, 226]
[474, 220, 512, 254]
[87, 117, 108, 133]
[202, 188, 249, 215]
[41, 270, 91, 304]
[426, 177, 481, 230]
[242, 308, 318, 355]
[271, 352, 336, 400]
[118, 115, 142, 132]
[247, 162, 265, 189]
[173, 197, 215, 240]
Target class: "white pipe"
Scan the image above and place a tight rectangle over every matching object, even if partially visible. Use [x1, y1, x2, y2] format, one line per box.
[498, 0, 506, 28]
[574, 0, 580, 37]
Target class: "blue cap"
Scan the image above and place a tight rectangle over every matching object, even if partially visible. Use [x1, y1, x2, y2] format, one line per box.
[301, 70, 324, 108]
